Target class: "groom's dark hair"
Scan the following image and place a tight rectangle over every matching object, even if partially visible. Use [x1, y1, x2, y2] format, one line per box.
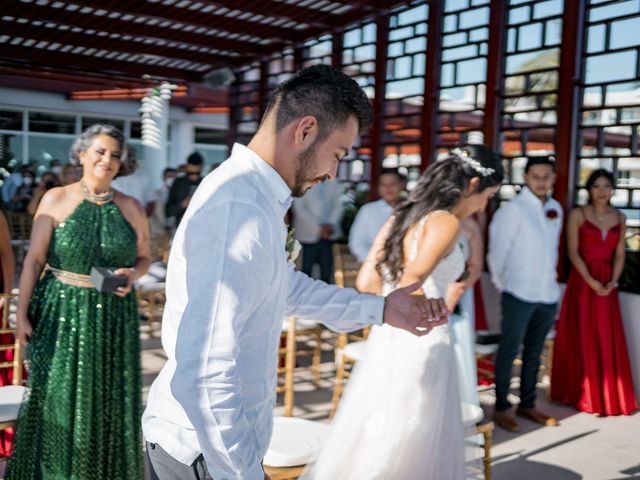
[262, 64, 373, 141]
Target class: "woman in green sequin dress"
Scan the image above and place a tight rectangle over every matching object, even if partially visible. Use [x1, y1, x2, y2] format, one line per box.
[8, 124, 150, 480]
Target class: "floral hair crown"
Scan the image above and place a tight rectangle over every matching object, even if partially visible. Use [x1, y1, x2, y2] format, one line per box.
[450, 147, 495, 177]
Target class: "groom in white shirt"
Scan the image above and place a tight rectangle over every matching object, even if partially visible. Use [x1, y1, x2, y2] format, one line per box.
[488, 156, 562, 432]
[142, 65, 449, 480]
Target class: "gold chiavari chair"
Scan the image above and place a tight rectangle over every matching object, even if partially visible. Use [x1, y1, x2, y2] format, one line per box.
[330, 243, 369, 418]
[276, 317, 323, 417]
[0, 293, 27, 451]
[137, 285, 166, 336]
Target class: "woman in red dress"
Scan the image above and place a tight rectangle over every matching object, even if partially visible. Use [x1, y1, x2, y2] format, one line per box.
[551, 169, 637, 415]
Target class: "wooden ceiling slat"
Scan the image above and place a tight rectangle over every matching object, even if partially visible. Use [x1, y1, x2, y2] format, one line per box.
[3, 0, 274, 56]
[0, 0, 411, 98]
[198, 0, 334, 29]
[2, 45, 203, 82]
[0, 19, 231, 68]
[72, 0, 293, 41]
[288, 0, 406, 42]
[0, 66, 151, 89]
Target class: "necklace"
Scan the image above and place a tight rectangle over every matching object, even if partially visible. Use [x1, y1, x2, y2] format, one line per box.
[591, 205, 607, 221]
[81, 180, 114, 205]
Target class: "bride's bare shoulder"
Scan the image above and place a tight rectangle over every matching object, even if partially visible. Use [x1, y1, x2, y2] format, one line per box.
[421, 210, 460, 237]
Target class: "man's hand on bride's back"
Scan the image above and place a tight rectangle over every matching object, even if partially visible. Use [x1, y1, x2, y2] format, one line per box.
[383, 281, 449, 336]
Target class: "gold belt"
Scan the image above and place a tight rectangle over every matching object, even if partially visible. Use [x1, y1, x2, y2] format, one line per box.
[46, 265, 94, 288]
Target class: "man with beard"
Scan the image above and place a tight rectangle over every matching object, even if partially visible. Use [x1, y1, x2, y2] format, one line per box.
[142, 65, 449, 480]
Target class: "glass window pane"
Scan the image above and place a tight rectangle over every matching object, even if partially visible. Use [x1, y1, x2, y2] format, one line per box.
[0, 133, 23, 169]
[444, 32, 466, 48]
[27, 134, 74, 166]
[533, 0, 563, 19]
[590, 0, 639, 22]
[610, 16, 640, 50]
[397, 3, 428, 25]
[519, 23, 543, 50]
[456, 57, 486, 84]
[194, 128, 227, 145]
[585, 51, 638, 84]
[445, 0, 468, 12]
[131, 121, 142, 139]
[28, 112, 75, 134]
[194, 145, 228, 169]
[509, 6, 530, 25]
[460, 7, 489, 29]
[545, 19, 563, 46]
[0, 109, 23, 131]
[469, 27, 488, 42]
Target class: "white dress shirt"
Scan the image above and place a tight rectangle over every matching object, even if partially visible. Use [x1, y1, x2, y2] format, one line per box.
[487, 186, 563, 304]
[112, 167, 155, 206]
[348, 199, 394, 262]
[292, 179, 344, 243]
[142, 143, 384, 480]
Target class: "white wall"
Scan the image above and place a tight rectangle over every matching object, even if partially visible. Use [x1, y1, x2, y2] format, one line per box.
[480, 273, 640, 400]
[0, 87, 228, 186]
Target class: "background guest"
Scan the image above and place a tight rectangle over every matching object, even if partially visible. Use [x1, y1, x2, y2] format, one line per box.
[488, 156, 562, 432]
[551, 169, 637, 416]
[112, 162, 156, 216]
[348, 168, 406, 262]
[11, 168, 35, 213]
[8, 124, 149, 479]
[60, 163, 81, 186]
[292, 178, 344, 283]
[27, 171, 61, 215]
[150, 167, 178, 237]
[166, 152, 204, 225]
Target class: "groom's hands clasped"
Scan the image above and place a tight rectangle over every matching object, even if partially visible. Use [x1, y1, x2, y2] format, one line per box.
[382, 281, 448, 336]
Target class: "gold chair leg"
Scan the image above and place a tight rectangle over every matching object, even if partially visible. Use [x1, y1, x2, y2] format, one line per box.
[283, 319, 296, 417]
[476, 422, 494, 480]
[330, 354, 346, 419]
[312, 329, 322, 387]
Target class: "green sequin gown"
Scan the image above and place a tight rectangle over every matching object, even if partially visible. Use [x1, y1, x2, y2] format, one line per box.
[6, 200, 143, 480]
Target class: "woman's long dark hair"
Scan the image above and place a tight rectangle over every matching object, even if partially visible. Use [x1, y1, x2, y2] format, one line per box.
[377, 144, 504, 284]
[586, 168, 615, 204]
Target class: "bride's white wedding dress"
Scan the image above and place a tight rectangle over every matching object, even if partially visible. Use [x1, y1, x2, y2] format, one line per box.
[306, 215, 467, 480]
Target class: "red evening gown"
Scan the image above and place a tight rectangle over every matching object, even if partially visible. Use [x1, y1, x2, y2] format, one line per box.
[551, 219, 638, 415]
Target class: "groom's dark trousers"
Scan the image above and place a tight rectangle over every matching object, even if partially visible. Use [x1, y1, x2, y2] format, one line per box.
[147, 442, 214, 480]
[494, 292, 557, 412]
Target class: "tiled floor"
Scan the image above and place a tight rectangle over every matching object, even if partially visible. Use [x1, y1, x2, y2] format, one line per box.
[3, 325, 639, 479]
[141, 327, 640, 480]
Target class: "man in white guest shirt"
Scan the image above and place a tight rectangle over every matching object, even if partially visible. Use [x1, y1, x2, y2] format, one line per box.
[112, 165, 155, 216]
[487, 156, 562, 433]
[292, 178, 343, 283]
[348, 168, 406, 262]
[142, 65, 449, 480]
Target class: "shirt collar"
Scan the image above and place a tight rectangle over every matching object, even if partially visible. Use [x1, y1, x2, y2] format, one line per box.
[521, 186, 548, 208]
[231, 143, 292, 211]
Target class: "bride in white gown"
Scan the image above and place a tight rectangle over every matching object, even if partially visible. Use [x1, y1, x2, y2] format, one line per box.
[306, 145, 503, 480]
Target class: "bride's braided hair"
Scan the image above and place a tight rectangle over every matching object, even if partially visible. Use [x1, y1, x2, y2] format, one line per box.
[377, 144, 503, 283]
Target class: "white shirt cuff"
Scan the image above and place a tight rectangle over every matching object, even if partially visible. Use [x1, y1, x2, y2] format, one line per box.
[360, 294, 385, 326]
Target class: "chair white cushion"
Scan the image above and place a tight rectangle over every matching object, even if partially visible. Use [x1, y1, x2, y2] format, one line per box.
[343, 341, 367, 361]
[281, 318, 321, 332]
[264, 417, 331, 468]
[461, 402, 483, 428]
[0, 385, 27, 423]
[475, 343, 499, 356]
